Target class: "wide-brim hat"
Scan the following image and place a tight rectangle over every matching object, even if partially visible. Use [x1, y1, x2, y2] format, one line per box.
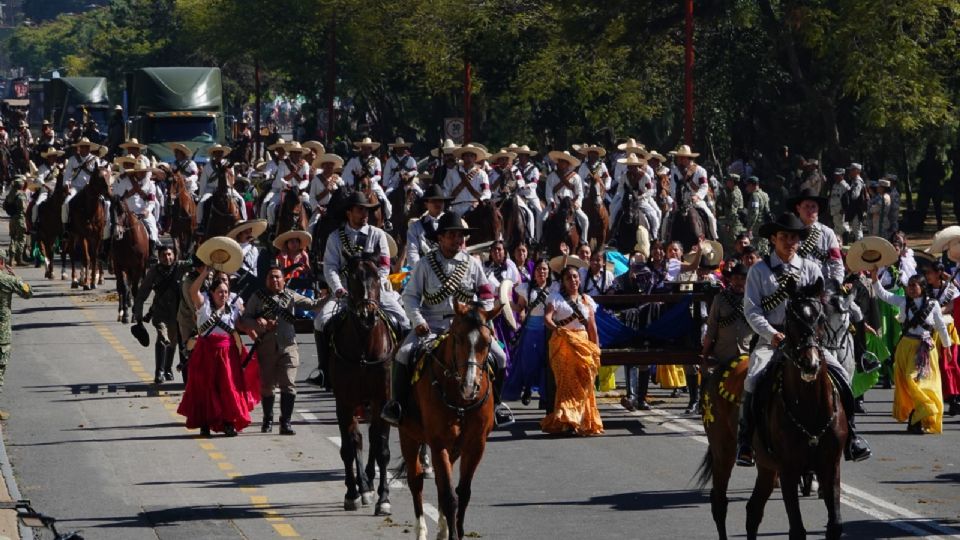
[847, 236, 899, 273]
[207, 144, 232, 156]
[114, 156, 136, 169]
[577, 144, 606, 157]
[617, 137, 646, 153]
[430, 139, 458, 157]
[196, 236, 244, 274]
[312, 153, 344, 170]
[131, 322, 150, 348]
[387, 137, 412, 149]
[353, 137, 381, 150]
[877, 179, 891, 188]
[787, 188, 828, 211]
[499, 279, 518, 330]
[617, 153, 646, 167]
[343, 191, 379, 209]
[452, 144, 489, 161]
[267, 138, 287, 151]
[272, 230, 313, 252]
[465, 240, 495, 255]
[226, 219, 268, 241]
[18, 120, 28, 128]
[548, 150, 581, 168]
[490, 150, 517, 162]
[40, 148, 64, 159]
[647, 151, 667, 162]
[672, 144, 700, 158]
[386, 234, 398, 258]
[168, 142, 191, 156]
[927, 225, 960, 261]
[684, 240, 724, 267]
[120, 138, 146, 150]
[71, 137, 100, 151]
[504, 143, 537, 156]
[435, 211, 475, 234]
[284, 141, 305, 154]
[422, 184, 451, 201]
[549, 255, 588, 274]
[302, 140, 325, 154]
[758, 212, 810, 240]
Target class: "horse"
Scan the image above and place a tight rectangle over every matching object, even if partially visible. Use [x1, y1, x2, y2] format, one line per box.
[357, 177, 384, 228]
[274, 184, 309, 239]
[66, 167, 109, 290]
[110, 197, 149, 323]
[35, 169, 70, 280]
[462, 200, 503, 246]
[610, 182, 652, 255]
[398, 301, 497, 540]
[663, 201, 708, 252]
[203, 163, 240, 238]
[497, 192, 528, 252]
[328, 254, 395, 516]
[540, 196, 581, 257]
[388, 181, 425, 271]
[166, 170, 197, 258]
[695, 277, 847, 540]
[583, 172, 609, 250]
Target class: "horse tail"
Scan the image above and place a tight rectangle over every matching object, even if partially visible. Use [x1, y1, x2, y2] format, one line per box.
[692, 449, 713, 489]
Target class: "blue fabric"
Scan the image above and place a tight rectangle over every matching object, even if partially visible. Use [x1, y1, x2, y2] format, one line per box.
[595, 306, 642, 348]
[638, 296, 694, 340]
[292, 288, 316, 319]
[607, 251, 629, 277]
[503, 316, 547, 401]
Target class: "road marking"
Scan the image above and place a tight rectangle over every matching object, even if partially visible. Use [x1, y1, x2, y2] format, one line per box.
[198, 442, 216, 451]
[295, 409, 318, 422]
[217, 462, 234, 471]
[272, 523, 299, 537]
[324, 434, 441, 524]
[250, 495, 269, 505]
[629, 406, 960, 538]
[208, 452, 225, 460]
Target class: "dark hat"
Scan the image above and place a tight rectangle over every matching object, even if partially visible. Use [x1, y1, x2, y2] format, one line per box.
[758, 212, 810, 240]
[422, 184, 452, 201]
[131, 322, 150, 348]
[787, 188, 828, 211]
[914, 251, 941, 273]
[343, 191, 379, 209]
[435, 211, 476, 234]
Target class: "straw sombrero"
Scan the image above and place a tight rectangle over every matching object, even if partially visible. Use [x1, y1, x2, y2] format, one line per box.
[684, 240, 724, 267]
[490, 150, 517, 162]
[847, 237, 899, 273]
[168, 142, 191, 156]
[430, 139, 458, 157]
[452, 144, 489, 161]
[226, 219, 268, 241]
[302, 140, 325, 154]
[617, 153, 646, 167]
[353, 137, 381, 150]
[114, 156, 137, 169]
[578, 144, 606, 157]
[272, 230, 313, 251]
[120, 138, 146, 150]
[387, 137, 412, 149]
[196, 236, 244, 274]
[672, 145, 700, 158]
[548, 150, 581, 168]
[312, 153, 344, 170]
[208, 144, 232, 156]
[927, 225, 960, 260]
[71, 137, 100, 152]
[548, 255, 588, 274]
[386, 234, 398, 258]
[267, 138, 287, 151]
[284, 141, 305, 154]
[617, 138, 647, 155]
[504, 143, 537, 156]
[40, 148, 64, 159]
[647, 151, 667, 162]
[499, 279, 518, 330]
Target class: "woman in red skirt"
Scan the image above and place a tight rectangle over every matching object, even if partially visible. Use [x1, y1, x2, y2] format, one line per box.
[177, 266, 261, 436]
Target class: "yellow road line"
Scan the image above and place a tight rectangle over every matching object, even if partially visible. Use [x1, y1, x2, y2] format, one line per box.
[272, 523, 299, 537]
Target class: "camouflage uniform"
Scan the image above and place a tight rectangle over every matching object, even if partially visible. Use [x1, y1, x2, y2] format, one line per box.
[743, 185, 771, 254]
[0, 250, 33, 386]
[715, 184, 745, 254]
[4, 180, 29, 265]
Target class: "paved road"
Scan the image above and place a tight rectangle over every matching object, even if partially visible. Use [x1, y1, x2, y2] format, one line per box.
[3, 254, 960, 538]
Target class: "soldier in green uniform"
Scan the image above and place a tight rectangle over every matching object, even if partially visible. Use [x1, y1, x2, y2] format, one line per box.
[0, 250, 33, 396]
[743, 176, 771, 254]
[134, 245, 192, 384]
[3, 177, 29, 266]
[766, 174, 790, 217]
[715, 173, 745, 254]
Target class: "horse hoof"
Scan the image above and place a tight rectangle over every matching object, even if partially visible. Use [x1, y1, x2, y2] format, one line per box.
[343, 495, 362, 511]
[117, 314, 122, 322]
[374, 501, 391, 516]
[61, 273, 67, 280]
[360, 491, 375, 506]
[71, 281, 79, 289]
[82, 285, 90, 291]
[423, 466, 435, 479]
[121, 315, 129, 324]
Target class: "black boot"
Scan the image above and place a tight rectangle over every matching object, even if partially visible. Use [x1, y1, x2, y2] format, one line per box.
[380, 362, 411, 425]
[153, 341, 164, 385]
[685, 368, 700, 415]
[279, 393, 296, 435]
[828, 364, 872, 461]
[736, 391, 756, 466]
[308, 330, 328, 389]
[163, 345, 175, 381]
[493, 367, 515, 427]
[261, 394, 275, 433]
[636, 369, 652, 410]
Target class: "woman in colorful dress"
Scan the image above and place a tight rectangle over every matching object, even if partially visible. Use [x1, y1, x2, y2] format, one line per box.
[273, 230, 313, 288]
[923, 260, 960, 416]
[871, 268, 953, 434]
[541, 259, 603, 435]
[177, 266, 260, 436]
[504, 258, 555, 406]
[512, 241, 533, 284]
[656, 241, 703, 394]
[875, 231, 916, 388]
[484, 240, 521, 378]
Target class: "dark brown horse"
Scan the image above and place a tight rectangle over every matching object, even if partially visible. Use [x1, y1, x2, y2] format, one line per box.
[388, 181, 425, 271]
[204, 164, 240, 238]
[67, 168, 109, 290]
[110, 197, 149, 323]
[664, 202, 710, 252]
[328, 254, 395, 516]
[463, 200, 503, 246]
[311, 188, 350, 269]
[36, 168, 69, 280]
[167, 170, 197, 258]
[610, 180, 652, 255]
[496, 192, 528, 252]
[274, 184, 309, 239]
[398, 301, 498, 540]
[540, 196, 581, 257]
[696, 277, 846, 540]
[583, 173, 609, 250]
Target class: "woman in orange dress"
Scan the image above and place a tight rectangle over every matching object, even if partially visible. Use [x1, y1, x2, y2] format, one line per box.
[541, 258, 603, 436]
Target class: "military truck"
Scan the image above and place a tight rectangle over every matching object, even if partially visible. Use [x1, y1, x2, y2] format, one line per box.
[31, 77, 111, 134]
[125, 67, 228, 163]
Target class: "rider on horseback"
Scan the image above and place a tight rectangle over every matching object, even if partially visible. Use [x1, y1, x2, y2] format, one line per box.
[61, 138, 106, 229]
[490, 149, 536, 241]
[112, 161, 160, 257]
[196, 145, 247, 228]
[30, 148, 64, 231]
[609, 153, 661, 241]
[306, 154, 345, 229]
[405, 185, 449, 267]
[538, 150, 589, 242]
[169, 143, 200, 196]
[264, 142, 311, 227]
[738, 213, 871, 467]
[669, 145, 719, 239]
[576, 144, 612, 204]
[383, 138, 420, 197]
[444, 144, 491, 216]
[382, 211, 514, 427]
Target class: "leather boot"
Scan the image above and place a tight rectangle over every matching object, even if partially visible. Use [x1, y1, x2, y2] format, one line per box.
[493, 367, 515, 427]
[279, 393, 296, 435]
[308, 329, 329, 389]
[380, 362, 410, 425]
[685, 368, 700, 414]
[261, 394, 275, 433]
[153, 341, 164, 385]
[163, 345, 175, 381]
[636, 368, 651, 410]
[736, 391, 756, 466]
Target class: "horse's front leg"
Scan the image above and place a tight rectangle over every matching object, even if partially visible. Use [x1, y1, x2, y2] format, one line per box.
[780, 469, 806, 539]
[399, 434, 427, 540]
[746, 466, 777, 540]
[371, 417, 392, 516]
[336, 405, 362, 510]
[431, 446, 457, 540]
[455, 435, 487, 540]
[819, 459, 843, 540]
[710, 444, 735, 540]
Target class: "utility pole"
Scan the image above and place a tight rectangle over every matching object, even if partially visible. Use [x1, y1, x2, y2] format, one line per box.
[684, 0, 694, 145]
[464, 60, 472, 144]
[254, 59, 261, 160]
[326, 21, 336, 146]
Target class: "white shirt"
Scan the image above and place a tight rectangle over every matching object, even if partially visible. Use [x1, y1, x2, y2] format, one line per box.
[548, 291, 596, 331]
[307, 173, 344, 209]
[111, 175, 158, 216]
[670, 163, 709, 203]
[545, 170, 583, 207]
[488, 166, 523, 201]
[197, 293, 244, 336]
[342, 155, 382, 188]
[65, 154, 101, 190]
[579, 268, 616, 295]
[172, 159, 200, 194]
[578, 159, 612, 192]
[443, 166, 491, 208]
[383, 154, 418, 193]
[198, 158, 229, 196]
[272, 159, 311, 193]
[873, 282, 951, 343]
[516, 281, 557, 318]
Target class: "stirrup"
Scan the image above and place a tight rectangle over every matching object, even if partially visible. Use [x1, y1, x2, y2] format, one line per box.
[380, 401, 402, 425]
[494, 403, 515, 428]
[736, 445, 755, 467]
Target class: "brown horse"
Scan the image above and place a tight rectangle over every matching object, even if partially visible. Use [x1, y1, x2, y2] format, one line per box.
[203, 163, 240, 238]
[398, 301, 497, 540]
[696, 277, 846, 540]
[273, 184, 309, 239]
[167, 170, 197, 258]
[610, 180, 652, 255]
[496, 192, 529, 252]
[328, 254, 395, 516]
[388, 181, 425, 271]
[110, 197, 150, 323]
[463, 200, 503, 246]
[36, 168, 70, 280]
[540, 196, 581, 257]
[583, 173, 609, 250]
[664, 202, 709, 252]
[67, 168, 109, 290]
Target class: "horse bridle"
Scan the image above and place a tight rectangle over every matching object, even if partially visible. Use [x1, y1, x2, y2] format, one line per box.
[331, 259, 395, 366]
[427, 325, 492, 417]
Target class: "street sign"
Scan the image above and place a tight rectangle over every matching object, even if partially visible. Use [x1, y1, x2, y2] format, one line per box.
[444, 117, 465, 144]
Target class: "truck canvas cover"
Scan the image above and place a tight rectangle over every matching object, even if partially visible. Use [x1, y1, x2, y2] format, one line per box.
[127, 67, 222, 114]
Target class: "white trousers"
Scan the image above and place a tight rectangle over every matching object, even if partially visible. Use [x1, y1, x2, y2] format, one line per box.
[746, 341, 849, 393]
